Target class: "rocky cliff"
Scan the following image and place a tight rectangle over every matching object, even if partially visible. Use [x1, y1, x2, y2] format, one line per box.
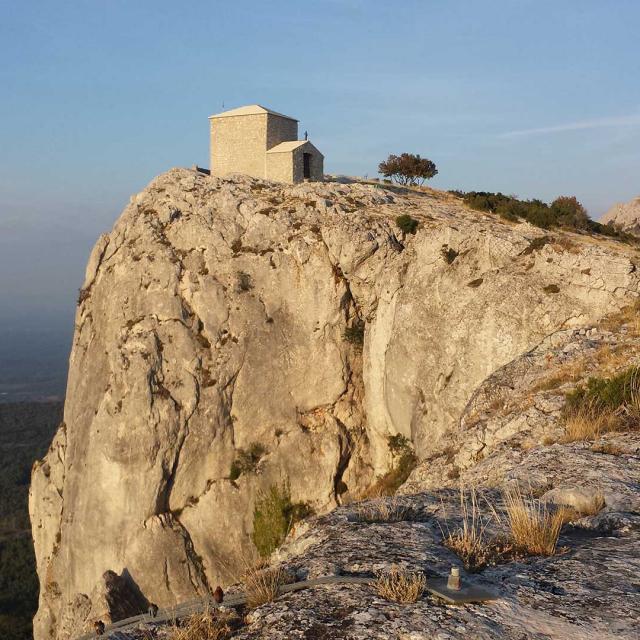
[48, 313, 640, 640]
[29, 169, 640, 639]
[601, 194, 640, 235]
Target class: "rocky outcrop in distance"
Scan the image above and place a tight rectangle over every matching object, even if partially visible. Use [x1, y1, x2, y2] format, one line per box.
[30, 168, 640, 639]
[601, 194, 640, 235]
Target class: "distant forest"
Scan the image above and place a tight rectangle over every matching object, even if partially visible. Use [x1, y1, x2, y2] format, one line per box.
[0, 402, 62, 640]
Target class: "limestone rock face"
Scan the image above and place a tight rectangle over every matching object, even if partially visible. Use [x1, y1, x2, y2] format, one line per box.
[30, 169, 640, 639]
[402, 312, 640, 494]
[237, 434, 640, 640]
[601, 195, 640, 235]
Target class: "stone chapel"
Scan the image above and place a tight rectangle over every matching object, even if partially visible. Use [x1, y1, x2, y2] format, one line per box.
[209, 104, 324, 183]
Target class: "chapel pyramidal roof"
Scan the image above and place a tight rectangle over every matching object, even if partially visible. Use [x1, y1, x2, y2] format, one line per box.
[209, 104, 298, 121]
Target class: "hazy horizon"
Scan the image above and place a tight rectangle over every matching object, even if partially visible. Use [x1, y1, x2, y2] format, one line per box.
[1, 0, 639, 399]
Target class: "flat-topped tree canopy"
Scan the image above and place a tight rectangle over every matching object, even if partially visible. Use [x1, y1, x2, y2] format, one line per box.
[209, 104, 298, 121]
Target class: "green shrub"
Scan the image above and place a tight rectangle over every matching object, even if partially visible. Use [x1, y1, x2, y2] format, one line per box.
[460, 190, 639, 243]
[441, 246, 459, 264]
[565, 367, 640, 416]
[550, 196, 589, 230]
[379, 153, 438, 186]
[525, 204, 556, 229]
[229, 443, 267, 481]
[561, 366, 640, 441]
[396, 214, 419, 235]
[252, 482, 313, 557]
[367, 435, 418, 496]
[344, 319, 365, 349]
[463, 192, 557, 229]
[387, 434, 412, 458]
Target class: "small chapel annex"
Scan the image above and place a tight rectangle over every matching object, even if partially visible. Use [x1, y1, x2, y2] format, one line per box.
[209, 104, 324, 184]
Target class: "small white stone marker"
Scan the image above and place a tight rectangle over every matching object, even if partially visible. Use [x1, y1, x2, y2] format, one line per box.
[447, 566, 462, 591]
[426, 566, 498, 605]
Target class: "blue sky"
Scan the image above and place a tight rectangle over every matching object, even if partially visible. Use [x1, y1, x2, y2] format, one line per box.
[1, 0, 640, 335]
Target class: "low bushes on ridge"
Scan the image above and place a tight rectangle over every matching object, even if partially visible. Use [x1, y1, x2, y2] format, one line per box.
[562, 366, 640, 441]
[455, 190, 638, 242]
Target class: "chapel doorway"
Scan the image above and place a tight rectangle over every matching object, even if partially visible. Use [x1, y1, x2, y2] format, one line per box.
[303, 153, 311, 179]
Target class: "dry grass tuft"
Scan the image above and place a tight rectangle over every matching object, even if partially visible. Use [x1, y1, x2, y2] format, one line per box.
[551, 491, 605, 524]
[574, 492, 606, 517]
[373, 566, 426, 603]
[169, 607, 239, 640]
[532, 360, 584, 394]
[561, 403, 618, 442]
[583, 493, 606, 516]
[600, 299, 640, 335]
[243, 565, 291, 609]
[591, 441, 625, 456]
[551, 236, 581, 254]
[502, 486, 564, 556]
[442, 484, 576, 567]
[441, 487, 498, 571]
[352, 496, 411, 523]
[592, 344, 633, 373]
[562, 366, 640, 442]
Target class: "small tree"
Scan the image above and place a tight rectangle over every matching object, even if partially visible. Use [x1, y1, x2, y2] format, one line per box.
[396, 214, 419, 234]
[379, 153, 438, 186]
[550, 196, 589, 229]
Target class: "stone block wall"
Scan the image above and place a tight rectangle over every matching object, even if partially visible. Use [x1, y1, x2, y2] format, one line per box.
[266, 116, 297, 151]
[210, 114, 268, 178]
[266, 152, 293, 183]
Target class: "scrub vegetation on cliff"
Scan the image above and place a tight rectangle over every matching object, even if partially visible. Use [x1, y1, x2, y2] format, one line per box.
[252, 483, 312, 558]
[455, 190, 639, 242]
[365, 435, 418, 497]
[562, 365, 640, 441]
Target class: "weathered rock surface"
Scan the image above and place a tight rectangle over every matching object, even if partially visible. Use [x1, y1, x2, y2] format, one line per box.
[403, 311, 640, 493]
[100, 431, 640, 639]
[57, 570, 148, 635]
[30, 169, 640, 639]
[601, 194, 640, 235]
[205, 314, 640, 640]
[243, 429, 640, 640]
